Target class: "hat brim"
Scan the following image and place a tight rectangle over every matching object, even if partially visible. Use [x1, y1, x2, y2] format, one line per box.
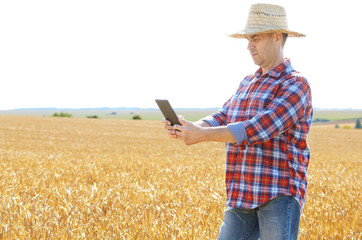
[229, 29, 306, 38]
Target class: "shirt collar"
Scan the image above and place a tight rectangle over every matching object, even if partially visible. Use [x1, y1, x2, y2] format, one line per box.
[255, 58, 293, 79]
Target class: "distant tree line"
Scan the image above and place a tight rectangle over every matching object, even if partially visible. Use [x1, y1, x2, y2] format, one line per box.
[313, 118, 330, 123]
[52, 112, 72, 117]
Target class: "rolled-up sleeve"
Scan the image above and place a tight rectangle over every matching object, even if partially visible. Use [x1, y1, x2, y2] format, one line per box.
[202, 115, 221, 127]
[227, 122, 248, 145]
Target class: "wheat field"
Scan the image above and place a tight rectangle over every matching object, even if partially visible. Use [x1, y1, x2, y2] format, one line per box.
[0, 115, 361, 239]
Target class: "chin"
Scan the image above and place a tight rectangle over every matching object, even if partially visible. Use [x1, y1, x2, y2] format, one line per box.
[252, 59, 261, 66]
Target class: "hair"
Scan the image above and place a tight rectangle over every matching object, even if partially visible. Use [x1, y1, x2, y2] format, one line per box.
[282, 33, 288, 47]
[268, 32, 288, 47]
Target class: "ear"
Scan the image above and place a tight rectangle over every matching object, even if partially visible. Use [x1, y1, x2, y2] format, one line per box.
[274, 32, 283, 46]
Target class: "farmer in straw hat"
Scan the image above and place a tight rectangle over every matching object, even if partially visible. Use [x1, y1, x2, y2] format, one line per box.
[162, 3, 312, 239]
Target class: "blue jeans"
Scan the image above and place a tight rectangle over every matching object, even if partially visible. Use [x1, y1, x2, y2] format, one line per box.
[217, 195, 301, 240]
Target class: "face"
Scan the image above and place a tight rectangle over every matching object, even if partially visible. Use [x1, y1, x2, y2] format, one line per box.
[246, 33, 282, 72]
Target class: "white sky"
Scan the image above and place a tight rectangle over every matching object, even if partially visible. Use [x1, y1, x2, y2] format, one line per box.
[0, 0, 361, 110]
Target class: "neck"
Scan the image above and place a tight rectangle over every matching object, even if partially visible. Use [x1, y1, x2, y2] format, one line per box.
[262, 53, 284, 75]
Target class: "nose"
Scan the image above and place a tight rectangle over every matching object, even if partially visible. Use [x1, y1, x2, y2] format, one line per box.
[247, 40, 254, 51]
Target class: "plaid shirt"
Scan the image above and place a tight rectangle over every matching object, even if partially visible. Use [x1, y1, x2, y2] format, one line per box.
[206, 58, 313, 209]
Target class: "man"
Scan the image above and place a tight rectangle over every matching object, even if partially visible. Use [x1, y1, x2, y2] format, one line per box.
[162, 3, 312, 240]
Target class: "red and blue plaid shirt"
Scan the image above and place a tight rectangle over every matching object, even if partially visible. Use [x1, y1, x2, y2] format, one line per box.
[205, 58, 313, 209]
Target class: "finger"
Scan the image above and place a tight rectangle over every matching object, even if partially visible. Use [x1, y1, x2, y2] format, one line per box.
[167, 129, 176, 134]
[168, 134, 177, 139]
[168, 133, 177, 138]
[178, 116, 190, 126]
[162, 119, 174, 130]
[164, 124, 174, 130]
[173, 124, 183, 132]
[162, 118, 171, 125]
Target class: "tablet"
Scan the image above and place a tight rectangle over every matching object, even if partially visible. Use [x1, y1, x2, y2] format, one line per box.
[155, 99, 181, 126]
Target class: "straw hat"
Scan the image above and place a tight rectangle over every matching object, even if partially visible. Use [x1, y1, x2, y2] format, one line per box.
[230, 3, 305, 38]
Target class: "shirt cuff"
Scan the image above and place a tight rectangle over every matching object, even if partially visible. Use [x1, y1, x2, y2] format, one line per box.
[227, 122, 247, 145]
[201, 116, 221, 127]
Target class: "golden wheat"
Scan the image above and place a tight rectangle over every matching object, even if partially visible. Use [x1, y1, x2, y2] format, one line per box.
[0, 116, 360, 239]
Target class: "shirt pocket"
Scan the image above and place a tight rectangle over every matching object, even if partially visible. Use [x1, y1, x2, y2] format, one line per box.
[226, 93, 247, 123]
[248, 86, 278, 116]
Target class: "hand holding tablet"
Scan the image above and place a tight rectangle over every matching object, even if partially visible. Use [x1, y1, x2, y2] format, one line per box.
[155, 99, 181, 126]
